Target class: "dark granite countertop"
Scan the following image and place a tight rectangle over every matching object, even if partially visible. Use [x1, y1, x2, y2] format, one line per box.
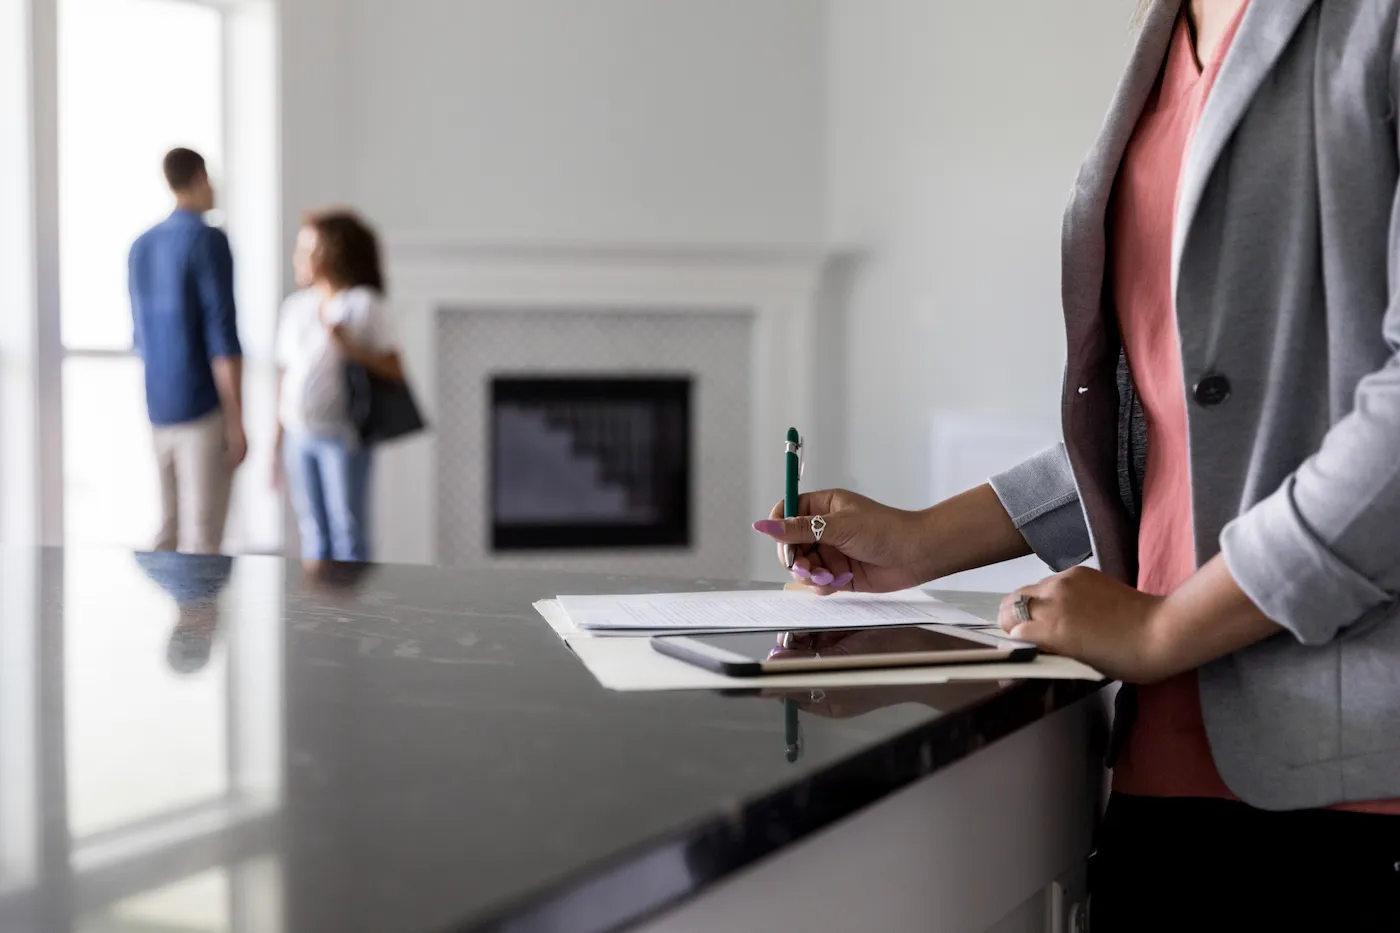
[0, 548, 1104, 933]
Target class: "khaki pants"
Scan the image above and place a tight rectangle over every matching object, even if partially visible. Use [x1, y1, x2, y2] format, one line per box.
[151, 410, 234, 554]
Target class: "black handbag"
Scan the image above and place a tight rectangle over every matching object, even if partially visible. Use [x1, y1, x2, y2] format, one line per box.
[345, 363, 428, 445]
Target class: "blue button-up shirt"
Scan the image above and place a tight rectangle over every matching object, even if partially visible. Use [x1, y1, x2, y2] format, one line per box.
[128, 210, 242, 426]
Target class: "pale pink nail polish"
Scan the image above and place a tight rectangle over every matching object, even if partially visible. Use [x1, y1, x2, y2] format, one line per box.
[832, 572, 854, 588]
[753, 520, 784, 537]
[791, 565, 811, 579]
[811, 570, 834, 586]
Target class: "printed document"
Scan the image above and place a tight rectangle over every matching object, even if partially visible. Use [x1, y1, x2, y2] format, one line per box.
[554, 588, 991, 633]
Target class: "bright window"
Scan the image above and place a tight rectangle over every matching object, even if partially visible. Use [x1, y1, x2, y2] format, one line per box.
[59, 0, 224, 548]
[58, 0, 232, 836]
[62, 356, 160, 547]
[58, 0, 224, 352]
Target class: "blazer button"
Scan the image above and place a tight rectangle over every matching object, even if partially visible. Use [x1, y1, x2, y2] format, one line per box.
[1193, 373, 1231, 408]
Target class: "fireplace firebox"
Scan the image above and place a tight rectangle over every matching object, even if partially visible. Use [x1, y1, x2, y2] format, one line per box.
[489, 375, 692, 551]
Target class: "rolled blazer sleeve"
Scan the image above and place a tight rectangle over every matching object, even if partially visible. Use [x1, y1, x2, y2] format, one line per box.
[1220, 361, 1400, 647]
[1219, 177, 1400, 645]
[989, 444, 1094, 572]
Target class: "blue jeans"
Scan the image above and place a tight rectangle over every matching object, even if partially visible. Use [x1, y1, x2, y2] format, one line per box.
[284, 432, 373, 562]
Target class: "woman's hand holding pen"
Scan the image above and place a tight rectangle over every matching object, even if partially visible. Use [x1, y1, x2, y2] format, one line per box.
[753, 490, 926, 594]
[754, 484, 1034, 596]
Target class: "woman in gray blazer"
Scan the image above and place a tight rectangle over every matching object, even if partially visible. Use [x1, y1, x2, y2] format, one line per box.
[754, 1, 1400, 928]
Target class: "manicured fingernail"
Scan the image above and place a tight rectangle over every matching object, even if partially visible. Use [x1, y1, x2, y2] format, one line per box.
[832, 572, 853, 588]
[753, 520, 784, 537]
[791, 565, 811, 580]
[811, 570, 834, 586]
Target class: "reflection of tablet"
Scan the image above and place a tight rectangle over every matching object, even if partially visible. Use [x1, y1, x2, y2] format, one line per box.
[650, 625, 1037, 677]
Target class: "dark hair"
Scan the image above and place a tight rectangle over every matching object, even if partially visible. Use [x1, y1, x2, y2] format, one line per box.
[163, 147, 207, 191]
[303, 209, 386, 293]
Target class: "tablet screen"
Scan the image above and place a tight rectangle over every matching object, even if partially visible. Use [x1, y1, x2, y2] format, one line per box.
[687, 625, 999, 664]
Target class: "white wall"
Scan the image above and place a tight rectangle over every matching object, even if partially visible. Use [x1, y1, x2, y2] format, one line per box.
[281, 0, 825, 249]
[347, 0, 824, 244]
[826, 0, 1135, 513]
[278, 0, 355, 239]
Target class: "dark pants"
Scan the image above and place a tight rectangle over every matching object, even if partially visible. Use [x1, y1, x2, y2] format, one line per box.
[1089, 793, 1400, 932]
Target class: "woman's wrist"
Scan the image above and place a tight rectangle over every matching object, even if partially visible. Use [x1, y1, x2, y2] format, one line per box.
[908, 484, 1032, 584]
[905, 507, 953, 583]
[1143, 555, 1284, 678]
[1139, 596, 1189, 681]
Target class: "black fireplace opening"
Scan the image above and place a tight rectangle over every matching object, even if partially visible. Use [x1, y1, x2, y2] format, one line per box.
[490, 375, 692, 551]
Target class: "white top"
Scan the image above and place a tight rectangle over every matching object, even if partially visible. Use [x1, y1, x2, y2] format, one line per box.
[275, 286, 398, 437]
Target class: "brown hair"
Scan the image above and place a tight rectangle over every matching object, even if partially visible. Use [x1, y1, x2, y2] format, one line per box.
[303, 209, 385, 293]
[163, 147, 207, 191]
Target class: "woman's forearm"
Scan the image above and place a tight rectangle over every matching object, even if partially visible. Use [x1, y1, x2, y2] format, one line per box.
[1150, 554, 1283, 675]
[909, 483, 1032, 584]
[343, 343, 404, 382]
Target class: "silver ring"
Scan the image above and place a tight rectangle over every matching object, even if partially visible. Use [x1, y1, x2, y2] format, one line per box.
[810, 689, 826, 702]
[1013, 594, 1032, 624]
[810, 514, 827, 542]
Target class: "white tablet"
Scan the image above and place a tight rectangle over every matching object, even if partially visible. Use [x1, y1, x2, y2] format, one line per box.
[650, 625, 1037, 677]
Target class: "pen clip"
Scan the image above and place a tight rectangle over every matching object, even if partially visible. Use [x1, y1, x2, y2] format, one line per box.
[784, 436, 805, 480]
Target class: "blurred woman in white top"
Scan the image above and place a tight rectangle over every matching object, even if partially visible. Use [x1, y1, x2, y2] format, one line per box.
[273, 210, 402, 562]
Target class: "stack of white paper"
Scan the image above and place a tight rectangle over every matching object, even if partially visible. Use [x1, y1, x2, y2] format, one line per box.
[554, 587, 991, 635]
[532, 597, 1104, 691]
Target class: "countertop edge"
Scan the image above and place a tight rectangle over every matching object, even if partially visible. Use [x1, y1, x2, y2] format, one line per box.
[460, 677, 1109, 933]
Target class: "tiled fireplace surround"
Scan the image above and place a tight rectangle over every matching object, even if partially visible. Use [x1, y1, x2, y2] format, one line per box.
[374, 241, 827, 581]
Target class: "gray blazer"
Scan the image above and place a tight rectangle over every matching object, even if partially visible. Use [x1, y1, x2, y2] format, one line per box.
[989, 0, 1400, 810]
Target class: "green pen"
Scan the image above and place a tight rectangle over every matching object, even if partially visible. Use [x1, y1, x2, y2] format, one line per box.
[784, 427, 802, 569]
[784, 695, 803, 762]
[783, 427, 805, 764]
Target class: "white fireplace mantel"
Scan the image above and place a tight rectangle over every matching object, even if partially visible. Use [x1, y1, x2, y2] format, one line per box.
[376, 238, 833, 579]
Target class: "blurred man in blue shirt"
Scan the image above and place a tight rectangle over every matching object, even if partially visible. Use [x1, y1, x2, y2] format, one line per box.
[129, 148, 246, 553]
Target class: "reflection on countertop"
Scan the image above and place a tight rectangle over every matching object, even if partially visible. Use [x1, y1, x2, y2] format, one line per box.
[0, 548, 1102, 933]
